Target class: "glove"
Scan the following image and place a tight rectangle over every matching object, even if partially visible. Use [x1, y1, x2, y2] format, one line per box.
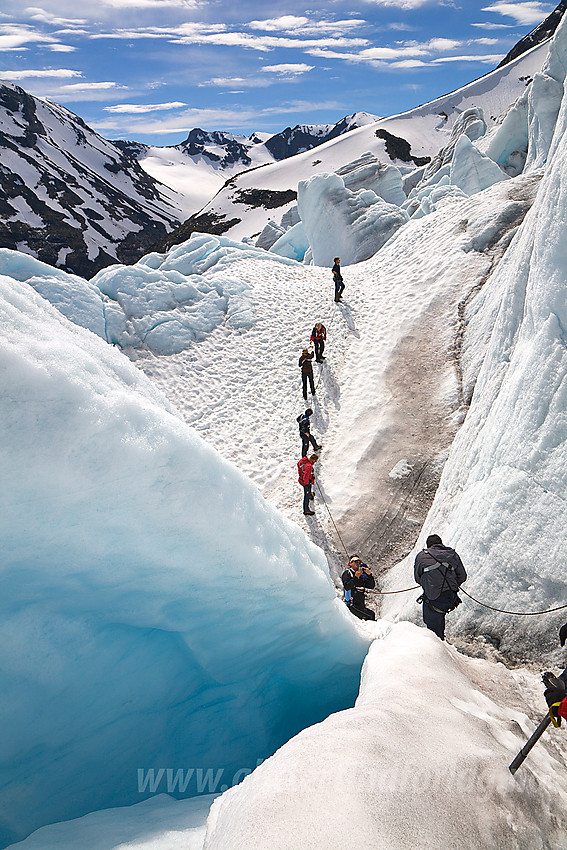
[559, 622, 567, 647]
[544, 675, 567, 727]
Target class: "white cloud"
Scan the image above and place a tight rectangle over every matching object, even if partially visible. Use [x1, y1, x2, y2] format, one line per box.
[24, 8, 87, 26]
[0, 23, 60, 50]
[199, 76, 272, 88]
[61, 81, 122, 90]
[102, 0, 202, 7]
[261, 63, 314, 74]
[248, 16, 310, 31]
[103, 100, 187, 112]
[432, 53, 504, 63]
[92, 100, 343, 135]
[0, 68, 82, 78]
[89, 22, 368, 52]
[361, 0, 434, 7]
[471, 21, 515, 28]
[481, 2, 551, 25]
[171, 32, 368, 51]
[390, 58, 430, 67]
[426, 38, 462, 50]
[47, 43, 77, 52]
[307, 34, 505, 69]
[248, 15, 366, 36]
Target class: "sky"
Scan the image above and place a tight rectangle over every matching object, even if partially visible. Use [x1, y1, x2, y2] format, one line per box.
[0, 0, 556, 146]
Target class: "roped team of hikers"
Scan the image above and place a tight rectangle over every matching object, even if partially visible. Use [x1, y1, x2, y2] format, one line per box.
[293, 258, 564, 748]
[295, 259, 468, 637]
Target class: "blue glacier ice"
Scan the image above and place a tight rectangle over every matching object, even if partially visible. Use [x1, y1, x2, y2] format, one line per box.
[0, 275, 370, 847]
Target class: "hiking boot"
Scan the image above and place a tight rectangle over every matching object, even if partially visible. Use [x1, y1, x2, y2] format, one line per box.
[303, 509, 315, 516]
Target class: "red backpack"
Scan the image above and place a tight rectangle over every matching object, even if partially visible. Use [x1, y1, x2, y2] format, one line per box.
[297, 457, 313, 486]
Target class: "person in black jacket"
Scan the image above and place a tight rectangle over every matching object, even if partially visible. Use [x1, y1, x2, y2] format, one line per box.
[332, 257, 344, 302]
[297, 408, 320, 456]
[299, 348, 315, 400]
[342, 556, 376, 620]
[414, 534, 467, 640]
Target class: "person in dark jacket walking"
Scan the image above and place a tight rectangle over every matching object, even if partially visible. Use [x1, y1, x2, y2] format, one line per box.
[332, 257, 344, 302]
[310, 322, 327, 362]
[299, 348, 315, 400]
[414, 534, 466, 640]
[298, 453, 318, 515]
[342, 556, 376, 620]
[297, 408, 320, 456]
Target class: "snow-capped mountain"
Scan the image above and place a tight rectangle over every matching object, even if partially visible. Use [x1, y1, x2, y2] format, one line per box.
[0, 91, 376, 279]
[120, 113, 379, 226]
[0, 82, 189, 279]
[160, 40, 549, 252]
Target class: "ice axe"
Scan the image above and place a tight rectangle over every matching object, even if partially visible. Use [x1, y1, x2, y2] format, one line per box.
[509, 671, 566, 775]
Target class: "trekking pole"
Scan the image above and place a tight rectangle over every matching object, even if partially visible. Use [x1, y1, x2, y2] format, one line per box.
[509, 671, 566, 774]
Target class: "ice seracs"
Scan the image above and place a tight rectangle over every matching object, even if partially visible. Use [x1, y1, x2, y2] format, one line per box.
[297, 172, 409, 266]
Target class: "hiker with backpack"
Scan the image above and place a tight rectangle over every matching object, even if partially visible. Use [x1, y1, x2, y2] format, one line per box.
[332, 257, 344, 302]
[297, 408, 321, 457]
[414, 534, 467, 640]
[299, 348, 316, 401]
[342, 556, 376, 620]
[298, 453, 318, 516]
[310, 322, 327, 363]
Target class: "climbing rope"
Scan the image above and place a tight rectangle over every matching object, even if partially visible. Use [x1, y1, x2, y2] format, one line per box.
[314, 479, 349, 558]
[459, 587, 567, 616]
[315, 482, 567, 614]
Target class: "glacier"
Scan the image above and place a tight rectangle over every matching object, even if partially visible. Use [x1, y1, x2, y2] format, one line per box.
[204, 624, 567, 850]
[4, 12, 567, 850]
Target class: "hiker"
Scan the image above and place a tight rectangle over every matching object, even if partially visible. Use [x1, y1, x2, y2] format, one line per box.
[310, 322, 327, 363]
[342, 556, 376, 620]
[332, 256, 344, 302]
[297, 408, 320, 457]
[297, 453, 318, 516]
[299, 347, 315, 400]
[414, 534, 467, 640]
[544, 624, 567, 725]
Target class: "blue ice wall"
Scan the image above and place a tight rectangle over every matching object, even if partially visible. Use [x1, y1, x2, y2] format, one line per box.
[0, 277, 370, 847]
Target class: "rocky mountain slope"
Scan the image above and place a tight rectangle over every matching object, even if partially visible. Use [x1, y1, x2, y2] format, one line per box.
[0, 82, 187, 278]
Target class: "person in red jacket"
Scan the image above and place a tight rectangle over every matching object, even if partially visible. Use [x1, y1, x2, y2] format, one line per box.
[310, 322, 327, 363]
[544, 623, 567, 725]
[297, 453, 318, 515]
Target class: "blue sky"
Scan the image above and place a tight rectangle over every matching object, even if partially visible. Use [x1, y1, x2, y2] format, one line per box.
[0, 0, 555, 145]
